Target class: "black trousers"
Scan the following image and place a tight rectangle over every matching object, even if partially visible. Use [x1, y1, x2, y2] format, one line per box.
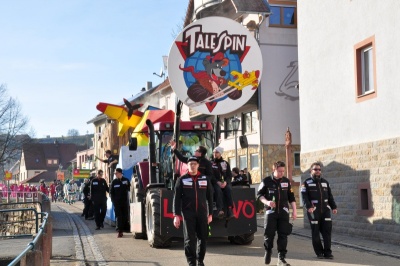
[307, 208, 333, 256]
[182, 212, 209, 266]
[114, 202, 128, 233]
[82, 197, 91, 218]
[213, 184, 233, 211]
[264, 209, 291, 256]
[93, 200, 107, 227]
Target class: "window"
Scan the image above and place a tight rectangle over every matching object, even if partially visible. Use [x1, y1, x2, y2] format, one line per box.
[357, 182, 373, 216]
[354, 36, 377, 102]
[224, 117, 235, 138]
[269, 5, 296, 28]
[239, 155, 247, 169]
[47, 159, 52, 164]
[243, 111, 258, 134]
[229, 157, 236, 168]
[294, 152, 300, 168]
[250, 153, 259, 169]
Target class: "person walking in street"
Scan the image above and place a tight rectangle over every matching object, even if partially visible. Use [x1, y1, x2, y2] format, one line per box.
[170, 140, 219, 218]
[110, 168, 131, 238]
[95, 150, 119, 183]
[211, 146, 235, 220]
[67, 179, 78, 204]
[173, 156, 213, 266]
[50, 180, 57, 202]
[301, 161, 337, 259]
[90, 170, 109, 230]
[257, 161, 297, 265]
[81, 178, 93, 219]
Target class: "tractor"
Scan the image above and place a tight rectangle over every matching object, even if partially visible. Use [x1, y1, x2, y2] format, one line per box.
[124, 105, 257, 248]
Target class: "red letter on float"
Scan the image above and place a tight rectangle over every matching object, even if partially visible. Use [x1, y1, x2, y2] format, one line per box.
[163, 198, 174, 219]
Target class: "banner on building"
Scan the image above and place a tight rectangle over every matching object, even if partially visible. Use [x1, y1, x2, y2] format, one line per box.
[73, 169, 91, 179]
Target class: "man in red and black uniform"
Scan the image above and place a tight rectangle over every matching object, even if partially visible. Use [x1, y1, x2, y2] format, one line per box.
[173, 157, 213, 266]
[301, 161, 337, 259]
[257, 161, 297, 266]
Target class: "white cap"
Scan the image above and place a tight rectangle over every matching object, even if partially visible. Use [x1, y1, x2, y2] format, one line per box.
[213, 146, 224, 154]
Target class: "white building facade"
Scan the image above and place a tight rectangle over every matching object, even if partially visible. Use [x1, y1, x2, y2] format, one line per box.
[298, 0, 400, 244]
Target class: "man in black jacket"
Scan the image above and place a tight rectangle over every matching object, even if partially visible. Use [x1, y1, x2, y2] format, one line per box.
[110, 168, 131, 238]
[81, 178, 92, 219]
[301, 161, 337, 259]
[90, 170, 109, 230]
[173, 156, 213, 266]
[211, 146, 234, 220]
[170, 140, 218, 218]
[257, 161, 297, 266]
[95, 150, 119, 183]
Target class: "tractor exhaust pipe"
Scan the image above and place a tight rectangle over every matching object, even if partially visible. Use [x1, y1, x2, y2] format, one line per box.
[146, 119, 157, 184]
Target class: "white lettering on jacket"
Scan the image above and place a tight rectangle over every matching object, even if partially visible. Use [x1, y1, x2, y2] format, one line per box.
[93, 182, 98, 185]
[321, 183, 328, 188]
[183, 180, 193, 186]
[198, 180, 207, 186]
[281, 183, 288, 188]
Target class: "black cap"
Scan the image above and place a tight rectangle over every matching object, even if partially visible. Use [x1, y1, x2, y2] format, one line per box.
[188, 156, 199, 163]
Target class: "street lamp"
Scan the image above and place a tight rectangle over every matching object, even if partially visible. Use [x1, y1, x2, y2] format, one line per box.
[231, 116, 241, 166]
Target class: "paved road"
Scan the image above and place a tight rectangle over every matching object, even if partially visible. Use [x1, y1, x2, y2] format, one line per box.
[48, 201, 400, 266]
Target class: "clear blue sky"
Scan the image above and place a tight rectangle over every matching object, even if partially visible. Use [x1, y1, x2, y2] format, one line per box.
[0, 0, 186, 138]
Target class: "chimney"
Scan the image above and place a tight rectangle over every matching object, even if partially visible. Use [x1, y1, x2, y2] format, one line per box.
[146, 81, 152, 91]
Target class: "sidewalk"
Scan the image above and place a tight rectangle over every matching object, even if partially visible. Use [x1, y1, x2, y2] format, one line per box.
[256, 213, 400, 259]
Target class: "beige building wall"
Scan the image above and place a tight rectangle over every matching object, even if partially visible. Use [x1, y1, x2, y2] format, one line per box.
[298, 0, 400, 244]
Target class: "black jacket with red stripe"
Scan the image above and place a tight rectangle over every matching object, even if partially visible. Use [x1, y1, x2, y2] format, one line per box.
[173, 171, 213, 217]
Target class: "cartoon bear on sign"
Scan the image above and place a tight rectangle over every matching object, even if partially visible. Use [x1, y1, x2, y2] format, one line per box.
[179, 52, 242, 103]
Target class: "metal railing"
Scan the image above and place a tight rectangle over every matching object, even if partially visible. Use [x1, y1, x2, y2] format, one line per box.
[1, 201, 43, 213]
[0, 208, 40, 237]
[7, 211, 49, 266]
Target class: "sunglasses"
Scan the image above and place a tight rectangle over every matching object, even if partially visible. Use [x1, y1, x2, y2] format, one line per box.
[312, 168, 321, 171]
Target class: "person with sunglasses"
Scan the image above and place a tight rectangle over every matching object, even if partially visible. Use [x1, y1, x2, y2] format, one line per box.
[301, 161, 337, 259]
[257, 161, 297, 266]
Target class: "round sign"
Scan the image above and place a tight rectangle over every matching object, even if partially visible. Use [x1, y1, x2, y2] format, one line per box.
[168, 16, 263, 115]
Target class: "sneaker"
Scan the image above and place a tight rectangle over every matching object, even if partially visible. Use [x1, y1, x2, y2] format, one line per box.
[117, 232, 123, 238]
[277, 257, 289, 266]
[317, 253, 325, 259]
[264, 250, 272, 264]
[324, 254, 334, 259]
[198, 261, 204, 266]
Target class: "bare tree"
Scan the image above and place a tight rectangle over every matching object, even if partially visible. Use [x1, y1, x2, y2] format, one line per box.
[0, 84, 32, 173]
[67, 129, 79, 137]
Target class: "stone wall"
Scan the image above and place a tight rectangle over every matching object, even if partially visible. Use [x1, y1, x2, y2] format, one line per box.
[301, 137, 400, 245]
[0, 203, 39, 237]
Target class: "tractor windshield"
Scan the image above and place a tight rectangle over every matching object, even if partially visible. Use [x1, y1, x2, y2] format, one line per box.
[157, 130, 214, 186]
